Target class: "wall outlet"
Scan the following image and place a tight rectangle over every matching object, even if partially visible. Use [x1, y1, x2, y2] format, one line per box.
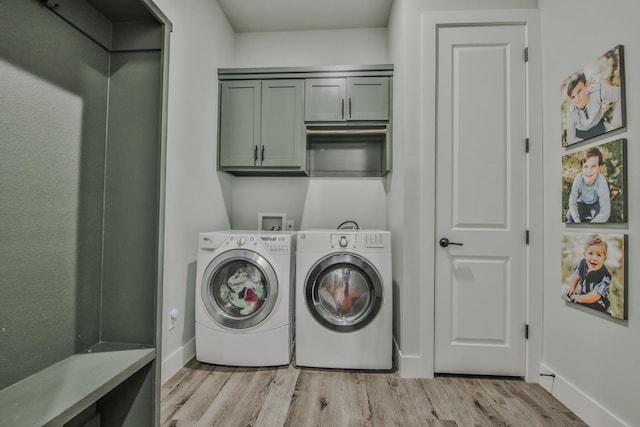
[286, 219, 294, 231]
[169, 308, 179, 330]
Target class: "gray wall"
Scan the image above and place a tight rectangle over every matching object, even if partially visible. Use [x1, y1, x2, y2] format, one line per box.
[152, 0, 235, 382]
[540, 0, 640, 424]
[101, 50, 162, 345]
[0, 0, 108, 388]
[234, 28, 388, 68]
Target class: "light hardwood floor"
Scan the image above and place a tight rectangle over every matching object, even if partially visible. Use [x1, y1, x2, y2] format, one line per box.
[161, 359, 586, 427]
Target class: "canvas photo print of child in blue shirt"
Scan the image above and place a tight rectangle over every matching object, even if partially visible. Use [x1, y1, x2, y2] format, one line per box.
[561, 139, 626, 224]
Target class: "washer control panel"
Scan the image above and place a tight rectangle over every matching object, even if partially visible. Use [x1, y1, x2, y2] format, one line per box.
[225, 235, 290, 254]
[260, 235, 291, 254]
[201, 233, 293, 255]
[200, 233, 227, 252]
[227, 235, 254, 247]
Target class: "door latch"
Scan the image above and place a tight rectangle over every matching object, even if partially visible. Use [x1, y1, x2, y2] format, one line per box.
[439, 238, 463, 248]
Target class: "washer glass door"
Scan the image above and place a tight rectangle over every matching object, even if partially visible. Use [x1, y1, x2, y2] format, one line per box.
[306, 253, 382, 332]
[202, 249, 278, 329]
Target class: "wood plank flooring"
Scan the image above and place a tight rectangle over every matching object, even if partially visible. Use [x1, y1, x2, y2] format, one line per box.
[161, 359, 586, 427]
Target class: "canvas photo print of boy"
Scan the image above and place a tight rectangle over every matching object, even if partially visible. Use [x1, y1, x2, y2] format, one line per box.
[562, 139, 626, 224]
[561, 232, 627, 320]
[560, 45, 626, 147]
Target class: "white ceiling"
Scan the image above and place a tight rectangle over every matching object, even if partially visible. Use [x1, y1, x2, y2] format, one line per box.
[217, 0, 393, 33]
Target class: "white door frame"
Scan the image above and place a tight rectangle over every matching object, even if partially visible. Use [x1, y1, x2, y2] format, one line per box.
[419, 9, 543, 382]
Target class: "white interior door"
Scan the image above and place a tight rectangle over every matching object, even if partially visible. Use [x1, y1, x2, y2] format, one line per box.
[434, 23, 528, 376]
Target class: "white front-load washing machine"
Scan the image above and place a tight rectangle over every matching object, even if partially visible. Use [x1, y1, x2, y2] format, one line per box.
[195, 230, 295, 366]
[295, 229, 392, 370]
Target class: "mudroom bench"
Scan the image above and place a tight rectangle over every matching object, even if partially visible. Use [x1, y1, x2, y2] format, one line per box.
[0, 344, 155, 426]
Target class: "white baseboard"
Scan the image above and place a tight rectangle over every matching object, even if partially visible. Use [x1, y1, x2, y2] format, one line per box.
[161, 337, 196, 384]
[540, 363, 628, 427]
[393, 338, 433, 379]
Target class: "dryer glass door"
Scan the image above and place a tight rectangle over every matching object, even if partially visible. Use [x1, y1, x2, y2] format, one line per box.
[202, 249, 278, 329]
[306, 253, 382, 332]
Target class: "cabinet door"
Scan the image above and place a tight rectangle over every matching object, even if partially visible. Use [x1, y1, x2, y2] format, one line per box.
[261, 80, 304, 168]
[347, 77, 389, 121]
[219, 80, 261, 167]
[304, 78, 346, 121]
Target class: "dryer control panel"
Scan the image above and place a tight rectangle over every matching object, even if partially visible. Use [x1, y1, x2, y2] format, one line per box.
[296, 231, 387, 252]
[330, 233, 357, 250]
[328, 232, 388, 250]
[363, 232, 386, 248]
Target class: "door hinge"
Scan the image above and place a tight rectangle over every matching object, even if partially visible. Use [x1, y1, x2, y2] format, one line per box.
[524, 47, 529, 62]
[525, 324, 529, 339]
[526, 230, 530, 245]
[525, 138, 530, 153]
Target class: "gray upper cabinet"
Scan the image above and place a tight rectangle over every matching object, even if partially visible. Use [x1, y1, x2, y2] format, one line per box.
[219, 79, 304, 172]
[305, 77, 389, 122]
[217, 65, 393, 176]
[304, 78, 346, 121]
[261, 80, 304, 167]
[219, 80, 262, 167]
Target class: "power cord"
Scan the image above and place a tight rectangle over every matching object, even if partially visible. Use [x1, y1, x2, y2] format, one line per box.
[337, 220, 360, 230]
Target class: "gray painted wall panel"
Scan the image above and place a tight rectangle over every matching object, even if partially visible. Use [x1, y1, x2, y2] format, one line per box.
[0, 0, 108, 389]
[101, 51, 161, 345]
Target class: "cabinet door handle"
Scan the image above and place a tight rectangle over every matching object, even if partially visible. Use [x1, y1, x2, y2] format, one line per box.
[254, 145, 258, 163]
[261, 145, 265, 162]
[341, 99, 344, 119]
[349, 97, 352, 118]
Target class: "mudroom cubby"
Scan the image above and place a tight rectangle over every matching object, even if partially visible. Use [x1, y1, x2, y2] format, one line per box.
[0, 1, 170, 425]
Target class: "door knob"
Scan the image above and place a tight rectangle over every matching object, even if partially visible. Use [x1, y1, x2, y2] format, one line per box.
[439, 238, 463, 247]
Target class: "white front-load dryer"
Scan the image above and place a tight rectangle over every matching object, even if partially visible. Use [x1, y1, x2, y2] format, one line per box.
[295, 229, 392, 370]
[195, 230, 295, 366]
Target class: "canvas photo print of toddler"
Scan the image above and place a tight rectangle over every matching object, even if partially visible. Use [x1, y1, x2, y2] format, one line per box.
[561, 232, 627, 320]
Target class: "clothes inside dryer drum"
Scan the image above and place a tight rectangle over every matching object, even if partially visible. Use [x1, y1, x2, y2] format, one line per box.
[317, 268, 371, 318]
[306, 254, 383, 332]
